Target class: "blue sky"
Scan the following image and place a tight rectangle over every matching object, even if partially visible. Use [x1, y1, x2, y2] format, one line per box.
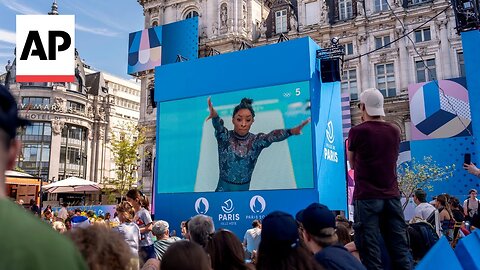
[0, 0, 144, 79]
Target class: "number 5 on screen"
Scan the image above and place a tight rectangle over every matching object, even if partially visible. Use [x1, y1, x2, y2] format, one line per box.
[295, 88, 301, 96]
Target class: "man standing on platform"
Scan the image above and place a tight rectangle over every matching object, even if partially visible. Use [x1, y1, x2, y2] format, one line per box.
[0, 84, 87, 269]
[348, 88, 412, 270]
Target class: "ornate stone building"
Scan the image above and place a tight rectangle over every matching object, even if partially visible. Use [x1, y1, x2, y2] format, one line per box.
[4, 52, 140, 188]
[137, 0, 464, 198]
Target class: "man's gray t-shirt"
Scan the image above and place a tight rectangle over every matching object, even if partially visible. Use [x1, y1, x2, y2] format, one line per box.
[154, 237, 181, 260]
[113, 222, 141, 255]
[244, 227, 261, 253]
[136, 208, 154, 246]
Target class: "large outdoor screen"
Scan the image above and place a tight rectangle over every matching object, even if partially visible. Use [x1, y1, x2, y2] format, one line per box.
[157, 81, 314, 193]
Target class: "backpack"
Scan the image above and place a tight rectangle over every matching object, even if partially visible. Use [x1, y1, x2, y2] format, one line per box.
[407, 221, 439, 260]
[466, 199, 480, 219]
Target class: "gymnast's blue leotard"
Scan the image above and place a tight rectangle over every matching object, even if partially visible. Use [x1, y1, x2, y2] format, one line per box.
[212, 116, 291, 192]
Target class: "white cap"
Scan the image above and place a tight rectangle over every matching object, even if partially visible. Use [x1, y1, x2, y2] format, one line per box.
[360, 88, 385, 117]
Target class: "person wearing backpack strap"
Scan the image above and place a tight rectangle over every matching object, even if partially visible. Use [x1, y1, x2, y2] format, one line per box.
[463, 189, 479, 223]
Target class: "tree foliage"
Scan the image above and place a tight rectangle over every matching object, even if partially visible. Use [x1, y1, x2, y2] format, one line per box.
[108, 124, 145, 200]
[397, 156, 455, 210]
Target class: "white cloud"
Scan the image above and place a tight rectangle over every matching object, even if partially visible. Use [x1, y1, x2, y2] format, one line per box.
[0, 29, 16, 44]
[62, 1, 131, 32]
[75, 24, 119, 37]
[0, 52, 14, 57]
[0, 0, 41, 14]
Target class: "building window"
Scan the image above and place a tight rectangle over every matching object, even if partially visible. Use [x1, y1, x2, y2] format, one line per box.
[339, 0, 353, 20]
[415, 28, 431, 43]
[185, 10, 199, 19]
[410, 0, 432, 5]
[415, 59, 437, 83]
[341, 69, 358, 100]
[67, 101, 85, 114]
[375, 0, 389, 11]
[59, 124, 88, 179]
[17, 122, 52, 181]
[375, 63, 396, 97]
[305, 1, 320, 25]
[21, 97, 50, 108]
[458, 52, 465, 77]
[345, 42, 354, 55]
[275, 9, 288, 33]
[375, 36, 391, 49]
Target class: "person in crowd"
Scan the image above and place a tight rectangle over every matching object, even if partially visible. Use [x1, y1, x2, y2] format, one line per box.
[449, 196, 465, 223]
[243, 219, 262, 260]
[206, 97, 311, 192]
[58, 202, 69, 221]
[412, 188, 436, 221]
[65, 216, 73, 231]
[347, 88, 412, 269]
[29, 198, 39, 216]
[86, 210, 96, 223]
[435, 194, 455, 241]
[335, 224, 352, 246]
[0, 84, 86, 269]
[184, 219, 191, 240]
[74, 208, 82, 216]
[161, 241, 212, 270]
[463, 189, 479, 225]
[152, 220, 181, 260]
[256, 211, 323, 270]
[206, 229, 253, 270]
[126, 189, 155, 265]
[66, 224, 134, 270]
[180, 220, 188, 238]
[52, 221, 67, 233]
[113, 201, 141, 264]
[335, 216, 354, 238]
[105, 212, 111, 223]
[141, 258, 161, 270]
[297, 203, 366, 270]
[464, 162, 480, 177]
[43, 209, 54, 225]
[71, 215, 91, 229]
[188, 214, 215, 248]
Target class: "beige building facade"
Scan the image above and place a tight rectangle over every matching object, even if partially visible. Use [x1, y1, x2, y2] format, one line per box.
[136, 0, 465, 198]
[4, 55, 140, 189]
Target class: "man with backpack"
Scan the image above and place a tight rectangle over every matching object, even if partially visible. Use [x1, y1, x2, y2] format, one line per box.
[463, 189, 479, 229]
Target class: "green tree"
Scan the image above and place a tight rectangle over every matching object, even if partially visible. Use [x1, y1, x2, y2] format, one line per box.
[397, 156, 456, 210]
[108, 124, 146, 200]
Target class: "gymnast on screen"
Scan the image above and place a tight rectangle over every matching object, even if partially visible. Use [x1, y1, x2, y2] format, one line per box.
[206, 97, 311, 192]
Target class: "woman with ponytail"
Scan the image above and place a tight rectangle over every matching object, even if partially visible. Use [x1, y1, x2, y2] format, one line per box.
[435, 194, 455, 242]
[126, 189, 155, 266]
[207, 97, 311, 192]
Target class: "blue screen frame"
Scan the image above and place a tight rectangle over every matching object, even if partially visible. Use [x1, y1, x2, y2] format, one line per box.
[154, 37, 347, 236]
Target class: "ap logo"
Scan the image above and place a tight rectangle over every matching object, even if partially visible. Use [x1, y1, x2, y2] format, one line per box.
[326, 121, 335, 144]
[249, 195, 266, 214]
[194, 197, 209, 214]
[16, 15, 75, 82]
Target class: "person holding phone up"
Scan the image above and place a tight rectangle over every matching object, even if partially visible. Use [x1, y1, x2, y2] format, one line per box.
[464, 153, 480, 177]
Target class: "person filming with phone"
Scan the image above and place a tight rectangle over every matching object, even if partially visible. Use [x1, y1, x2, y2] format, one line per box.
[464, 153, 480, 177]
[463, 153, 480, 230]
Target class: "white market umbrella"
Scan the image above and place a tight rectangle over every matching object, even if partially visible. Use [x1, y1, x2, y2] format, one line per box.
[43, 176, 100, 193]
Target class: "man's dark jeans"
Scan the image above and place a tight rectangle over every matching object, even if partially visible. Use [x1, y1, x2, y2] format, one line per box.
[354, 198, 412, 270]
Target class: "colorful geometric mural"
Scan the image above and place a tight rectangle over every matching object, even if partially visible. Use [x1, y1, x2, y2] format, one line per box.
[128, 27, 162, 74]
[408, 78, 473, 140]
[127, 18, 198, 75]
